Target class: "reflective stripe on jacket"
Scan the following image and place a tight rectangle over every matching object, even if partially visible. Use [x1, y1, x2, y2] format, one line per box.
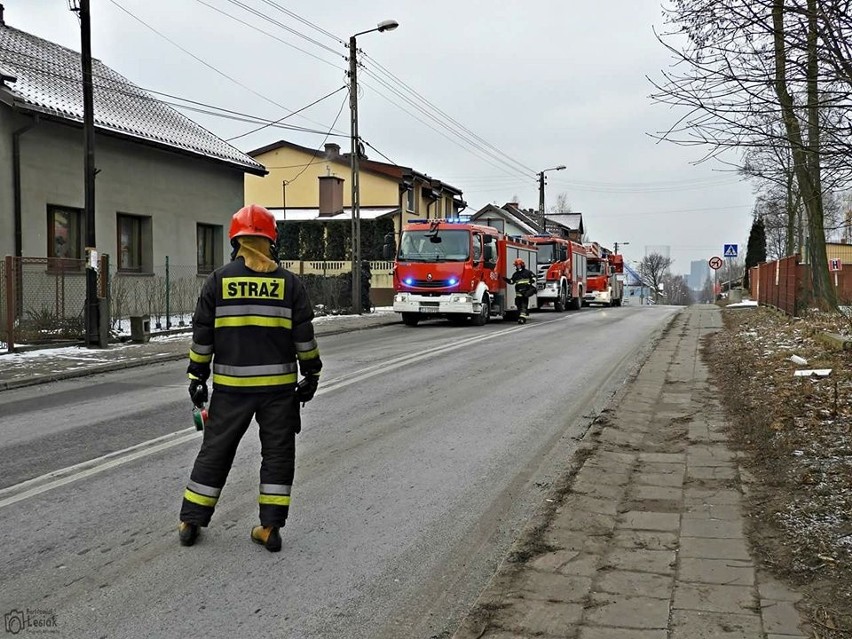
[187, 257, 322, 393]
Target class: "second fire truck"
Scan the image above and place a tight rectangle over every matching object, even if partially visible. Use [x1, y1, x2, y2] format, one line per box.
[522, 235, 587, 311]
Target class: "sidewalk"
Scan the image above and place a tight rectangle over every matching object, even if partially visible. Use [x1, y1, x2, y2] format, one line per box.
[0, 311, 400, 391]
[453, 305, 810, 639]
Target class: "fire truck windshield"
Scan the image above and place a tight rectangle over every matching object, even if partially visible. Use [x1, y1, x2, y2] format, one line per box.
[398, 230, 470, 262]
[536, 243, 557, 264]
[586, 261, 604, 275]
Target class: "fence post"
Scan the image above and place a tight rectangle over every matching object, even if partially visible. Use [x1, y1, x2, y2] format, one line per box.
[5, 256, 15, 353]
[165, 256, 170, 330]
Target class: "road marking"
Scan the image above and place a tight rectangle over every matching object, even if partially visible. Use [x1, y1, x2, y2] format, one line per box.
[0, 315, 571, 509]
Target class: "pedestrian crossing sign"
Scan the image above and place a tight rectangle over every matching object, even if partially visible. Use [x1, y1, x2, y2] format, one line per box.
[723, 244, 738, 258]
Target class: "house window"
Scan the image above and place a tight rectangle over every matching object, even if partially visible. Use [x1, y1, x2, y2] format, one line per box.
[117, 213, 152, 272]
[47, 205, 83, 259]
[406, 187, 415, 212]
[197, 223, 223, 274]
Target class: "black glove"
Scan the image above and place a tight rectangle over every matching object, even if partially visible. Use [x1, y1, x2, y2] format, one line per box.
[188, 377, 208, 408]
[296, 375, 319, 404]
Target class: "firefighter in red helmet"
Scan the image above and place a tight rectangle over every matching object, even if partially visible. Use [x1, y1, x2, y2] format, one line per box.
[504, 257, 536, 323]
[178, 204, 322, 552]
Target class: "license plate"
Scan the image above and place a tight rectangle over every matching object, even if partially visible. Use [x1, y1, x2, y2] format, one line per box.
[419, 306, 439, 313]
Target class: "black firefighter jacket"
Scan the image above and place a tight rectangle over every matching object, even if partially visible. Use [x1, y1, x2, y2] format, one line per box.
[187, 257, 322, 393]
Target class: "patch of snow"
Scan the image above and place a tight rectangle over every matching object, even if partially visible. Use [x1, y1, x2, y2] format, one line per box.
[727, 300, 759, 308]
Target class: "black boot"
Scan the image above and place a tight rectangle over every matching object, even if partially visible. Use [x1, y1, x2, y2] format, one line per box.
[251, 525, 282, 552]
[178, 521, 199, 547]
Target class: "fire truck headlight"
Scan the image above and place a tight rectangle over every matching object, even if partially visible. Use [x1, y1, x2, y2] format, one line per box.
[395, 293, 409, 302]
[451, 294, 471, 303]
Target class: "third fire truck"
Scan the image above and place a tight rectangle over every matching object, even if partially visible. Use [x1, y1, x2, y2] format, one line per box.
[522, 235, 587, 311]
[390, 219, 538, 326]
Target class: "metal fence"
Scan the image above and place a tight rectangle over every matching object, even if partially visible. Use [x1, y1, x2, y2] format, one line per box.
[2, 256, 90, 349]
[108, 261, 204, 335]
[2, 257, 395, 351]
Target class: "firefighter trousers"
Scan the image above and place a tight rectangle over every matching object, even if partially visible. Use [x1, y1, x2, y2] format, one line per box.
[515, 295, 529, 316]
[180, 389, 301, 528]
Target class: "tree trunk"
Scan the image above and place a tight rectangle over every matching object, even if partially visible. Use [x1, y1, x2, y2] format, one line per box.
[772, 0, 834, 308]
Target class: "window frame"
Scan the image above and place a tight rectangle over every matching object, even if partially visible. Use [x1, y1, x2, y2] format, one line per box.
[117, 213, 144, 273]
[196, 223, 221, 275]
[47, 205, 84, 262]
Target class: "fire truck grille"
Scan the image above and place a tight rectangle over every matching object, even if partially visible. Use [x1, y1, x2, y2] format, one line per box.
[410, 279, 454, 288]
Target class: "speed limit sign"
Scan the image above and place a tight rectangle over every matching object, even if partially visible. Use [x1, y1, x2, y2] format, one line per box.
[709, 256, 723, 270]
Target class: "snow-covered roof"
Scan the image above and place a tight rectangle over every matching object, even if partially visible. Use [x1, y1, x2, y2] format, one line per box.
[0, 23, 265, 175]
[268, 207, 398, 222]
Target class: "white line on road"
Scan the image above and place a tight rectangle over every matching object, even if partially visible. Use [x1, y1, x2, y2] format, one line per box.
[0, 315, 572, 509]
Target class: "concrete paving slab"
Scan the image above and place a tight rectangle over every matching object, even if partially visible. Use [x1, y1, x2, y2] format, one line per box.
[530, 551, 602, 578]
[679, 537, 752, 561]
[629, 484, 683, 503]
[669, 610, 762, 639]
[680, 518, 744, 539]
[491, 598, 584, 636]
[678, 558, 754, 586]
[673, 582, 757, 614]
[617, 511, 681, 532]
[683, 488, 742, 505]
[634, 472, 684, 488]
[582, 593, 670, 630]
[514, 570, 592, 603]
[594, 570, 673, 599]
[579, 628, 666, 639]
[610, 530, 679, 551]
[602, 549, 676, 575]
[761, 600, 807, 636]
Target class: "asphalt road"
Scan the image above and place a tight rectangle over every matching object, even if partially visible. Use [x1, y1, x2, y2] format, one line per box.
[0, 304, 680, 639]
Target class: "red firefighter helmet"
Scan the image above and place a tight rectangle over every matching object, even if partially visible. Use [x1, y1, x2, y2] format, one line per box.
[229, 204, 277, 242]
[513, 258, 525, 268]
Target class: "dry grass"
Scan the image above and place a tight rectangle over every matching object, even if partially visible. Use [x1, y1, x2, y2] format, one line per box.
[706, 305, 852, 638]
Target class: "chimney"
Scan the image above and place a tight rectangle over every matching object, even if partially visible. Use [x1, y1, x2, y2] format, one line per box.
[324, 143, 340, 159]
[0, 5, 5, 27]
[318, 175, 344, 217]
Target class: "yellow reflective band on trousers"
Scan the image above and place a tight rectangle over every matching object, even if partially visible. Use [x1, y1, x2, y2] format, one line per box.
[214, 315, 292, 329]
[213, 373, 298, 388]
[189, 349, 212, 363]
[184, 488, 218, 507]
[259, 494, 291, 506]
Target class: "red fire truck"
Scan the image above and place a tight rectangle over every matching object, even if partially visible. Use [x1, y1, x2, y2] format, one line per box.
[522, 235, 587, 311]
[583, 242, 624, 307]
[390, 220, 538, 326]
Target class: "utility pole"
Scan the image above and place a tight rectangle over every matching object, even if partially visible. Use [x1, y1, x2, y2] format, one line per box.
[72, 0, 101, 347]
[348, 20, 398, 314]
[348, 34, 362, 314]
[536, 165, 566, 234]
[614, 241, 629, 254]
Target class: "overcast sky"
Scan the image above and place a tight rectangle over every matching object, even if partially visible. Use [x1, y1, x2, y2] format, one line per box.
[5, 0, 756, 275]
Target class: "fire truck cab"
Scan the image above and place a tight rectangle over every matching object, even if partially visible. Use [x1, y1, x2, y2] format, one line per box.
[390, 220, 538, 326]
[522, 235, 587, 311]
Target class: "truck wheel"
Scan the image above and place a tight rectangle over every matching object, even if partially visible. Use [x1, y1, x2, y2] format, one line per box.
[470, 294, 490, 326]
[569, 290, 581, 310]
[401, 312, 420, 326]
[554, 285, 566, 312]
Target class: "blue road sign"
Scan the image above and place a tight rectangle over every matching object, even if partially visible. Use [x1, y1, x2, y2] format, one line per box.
[723, 244, 738, 258]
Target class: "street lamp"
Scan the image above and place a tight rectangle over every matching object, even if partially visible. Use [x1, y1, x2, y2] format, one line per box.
[537, 165, 566, 233]
[349, 19, 399, 314]
[613, 241, 629, 254]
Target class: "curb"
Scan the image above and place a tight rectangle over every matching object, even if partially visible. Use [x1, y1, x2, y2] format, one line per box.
[0, 318, 401, 392]
[816, 331, 852, 351]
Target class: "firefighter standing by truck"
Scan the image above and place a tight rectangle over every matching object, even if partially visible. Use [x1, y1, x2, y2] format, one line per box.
[178, 204, 322, 553]
[504, 258, 536, 323]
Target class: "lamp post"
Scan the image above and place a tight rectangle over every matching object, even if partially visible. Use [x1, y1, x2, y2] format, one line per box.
[537, 165, 565, 233]
[349, 19, 398, 314]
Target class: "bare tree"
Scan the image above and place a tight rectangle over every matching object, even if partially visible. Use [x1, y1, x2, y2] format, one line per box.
[549, 192, 572, 214]
[639, 253, 674, 304]
[650, 0, 852, 308]
[663, 273, 694, 305]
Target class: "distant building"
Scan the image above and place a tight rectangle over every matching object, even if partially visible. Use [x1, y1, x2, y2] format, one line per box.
[689, 259, 710, 290]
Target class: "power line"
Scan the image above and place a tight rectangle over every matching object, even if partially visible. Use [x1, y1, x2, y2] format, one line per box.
[256, 0, 344, 44]
[1, 55, 348, 139]
[225, 85, 346, 142]
[285, 92, 349, 186]
[361, 52, 538, 176]
[107, 0, 341, 133]
[192, 0, 345, 70]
